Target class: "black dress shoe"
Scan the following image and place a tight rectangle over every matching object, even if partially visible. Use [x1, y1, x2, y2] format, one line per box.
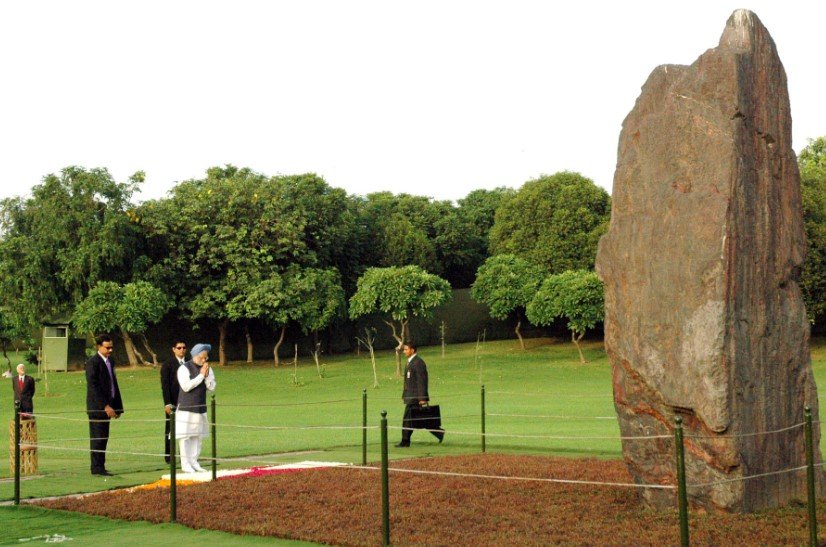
[92, 469, 114, 476]
[395, 442, 410, 448]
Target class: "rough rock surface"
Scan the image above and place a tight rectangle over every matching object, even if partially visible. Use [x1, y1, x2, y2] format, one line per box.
[595, 10, 821, 512]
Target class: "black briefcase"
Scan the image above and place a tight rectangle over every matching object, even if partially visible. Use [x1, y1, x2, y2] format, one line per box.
[410, 404, 441, 430]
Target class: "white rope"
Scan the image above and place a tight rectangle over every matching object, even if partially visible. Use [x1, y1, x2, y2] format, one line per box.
[685, 422, 805, 439]
[687, 465, 808, 488]
[487, 391, 612, 399]
[37, 435, 160, 443]
[387, 426, 668, 441]
[220, 398, 361, 408]
[27, 444, 170, 459]
[489, 413, 616, 420]
[29, 414, 168, 424]
[212, 423, 380, 432]
[348, 465, 675, 490]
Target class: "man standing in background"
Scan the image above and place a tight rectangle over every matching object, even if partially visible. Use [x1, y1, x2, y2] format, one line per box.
[12, 363, 35, 416]
[85, 334, 124, 476]
[160, 339, 186, 463]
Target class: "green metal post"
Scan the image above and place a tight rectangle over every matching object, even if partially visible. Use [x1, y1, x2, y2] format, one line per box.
[481, 384, 486, 453]
[381, 410, 390, 546]
[805, 406, 818, 547]
[14, 401, 21, 505]
[211, 395, 217, 481]
[170, 407, 177, 523]
[362, 389, 368, 466]
[675, 416, 689, 547]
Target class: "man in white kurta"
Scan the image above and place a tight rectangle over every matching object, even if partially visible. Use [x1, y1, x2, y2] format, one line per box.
[175, 343, 216, 473]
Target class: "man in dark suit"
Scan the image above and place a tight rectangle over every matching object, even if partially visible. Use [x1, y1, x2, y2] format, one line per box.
[396, 340, 444, 447]
[12, 363, 35, 416]
[85, 334, 124, 476]
[160, 339, 186, 463]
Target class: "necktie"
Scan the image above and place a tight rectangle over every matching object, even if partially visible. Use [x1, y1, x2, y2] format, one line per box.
[19, 378, 23, 390]
[105, 358, 115, 398]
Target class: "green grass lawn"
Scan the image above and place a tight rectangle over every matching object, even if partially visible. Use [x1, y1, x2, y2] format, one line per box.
[1, 338, 619, 501]
[0, 505, 313, 545]
[1, 336, 825, 541]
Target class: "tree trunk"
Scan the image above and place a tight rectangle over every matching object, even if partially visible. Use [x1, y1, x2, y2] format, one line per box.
[2, 343, 10, 374]
[572, 330, 586, 364]
[440, 321, 446, 358]
[139, 333, 159, 366]
[369, 345, 379, 388]
[312, 332, 323, 379]
[273, 326, 286, 367]
[384, 320, 405, 378]
[514, 318, 525, 350]
[218, 319, 228, 366]
[245, 324, 254, 363]
[119, 329, 142, 366]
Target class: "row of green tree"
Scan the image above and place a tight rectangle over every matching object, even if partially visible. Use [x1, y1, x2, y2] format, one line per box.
[0, 165, 609, 368]
[0, 136, 823, 369]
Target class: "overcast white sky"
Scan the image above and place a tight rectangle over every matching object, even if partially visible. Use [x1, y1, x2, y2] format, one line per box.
[1, 1, 823, 204]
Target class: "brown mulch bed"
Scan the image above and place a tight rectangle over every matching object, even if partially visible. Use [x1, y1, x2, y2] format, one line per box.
[36, 454, 816, 545]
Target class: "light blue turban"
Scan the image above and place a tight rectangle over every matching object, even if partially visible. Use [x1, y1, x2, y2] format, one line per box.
[190, 343, 212, 358]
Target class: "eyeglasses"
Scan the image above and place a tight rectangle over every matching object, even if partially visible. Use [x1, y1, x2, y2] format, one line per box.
[174, 346, 186, 350]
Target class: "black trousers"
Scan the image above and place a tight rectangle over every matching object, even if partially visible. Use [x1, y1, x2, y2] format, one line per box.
[401, 404, 444, 444]
[401, 404, 417, 444]
[164, 413, 172, 463]
[88, 412, 111, 472]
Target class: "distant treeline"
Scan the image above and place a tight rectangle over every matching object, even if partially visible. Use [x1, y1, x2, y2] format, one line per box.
[0, 135, 823, 368]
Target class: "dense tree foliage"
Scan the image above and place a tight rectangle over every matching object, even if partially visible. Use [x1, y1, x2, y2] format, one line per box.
[432, 187, 515, 288]
[489, 172, 610, 273]
[72, 281, 170, 365]
[0, 307, 33, 373]
[471, 254, 545, 349]
[799, 137, 826, 327]
[349, 265, 451, 374]
[139, 166, 296, 364]
[0, 161, 623, 360]
[0, 167, 143, 330]
[243, 266, 344, 367]
[526, 270, 604, 363]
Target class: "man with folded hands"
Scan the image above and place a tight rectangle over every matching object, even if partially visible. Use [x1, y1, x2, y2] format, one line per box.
[175, 342, 216, 473]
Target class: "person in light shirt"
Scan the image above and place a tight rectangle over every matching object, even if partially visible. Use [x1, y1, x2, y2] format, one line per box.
[175, 342, 216, 473]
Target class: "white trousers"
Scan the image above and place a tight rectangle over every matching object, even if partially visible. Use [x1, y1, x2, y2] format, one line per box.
[179, 436, 203, 471]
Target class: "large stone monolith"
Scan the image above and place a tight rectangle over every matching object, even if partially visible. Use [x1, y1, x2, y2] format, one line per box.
[595, 10, 821, 512]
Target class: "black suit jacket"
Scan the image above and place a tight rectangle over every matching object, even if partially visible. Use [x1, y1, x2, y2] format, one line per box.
[12, 375, 35, 413]
[85, 353, 124, 416]
[160, 356, 182, 408]
[402, 355, 429, 404]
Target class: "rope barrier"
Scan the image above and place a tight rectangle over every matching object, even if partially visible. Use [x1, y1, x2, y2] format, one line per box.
[347, 465, 676, 490]
[487, 391, 613, 399]
[685, 422, 805, 440]
[209, 422, 380, 432]
[489, 413, 617, 420]
[218, 398, 360, 408]
[27, 444, 172, 459]
[687, 465, 808, 488]
[387, 426, 667, 441]
[36, 435, 163, 443]
[31, 407, 155, 415]
[29, 414, 168, 424]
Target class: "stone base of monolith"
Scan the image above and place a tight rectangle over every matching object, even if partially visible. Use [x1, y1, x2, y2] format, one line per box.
[595, 10, 822, 512]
